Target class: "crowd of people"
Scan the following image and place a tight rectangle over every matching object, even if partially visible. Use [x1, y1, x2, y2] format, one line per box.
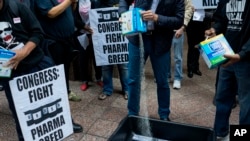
[0, 0, 249, 140]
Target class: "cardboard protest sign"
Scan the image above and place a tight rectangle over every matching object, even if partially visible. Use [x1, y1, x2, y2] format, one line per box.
[9, 65, 73, 141]
[192, 0, 219, 9]
[89, 7, 129, 66]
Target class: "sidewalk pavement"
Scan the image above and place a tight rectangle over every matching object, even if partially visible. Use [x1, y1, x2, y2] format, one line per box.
[0, 42, 239, 141]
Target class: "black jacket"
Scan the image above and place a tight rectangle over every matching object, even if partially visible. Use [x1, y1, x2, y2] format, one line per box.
[213, 0, 250, 61]
[119, 0, 184, 55]
[0, 0, 44, 72]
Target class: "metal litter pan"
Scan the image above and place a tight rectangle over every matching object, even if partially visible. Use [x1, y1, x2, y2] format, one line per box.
[108, 115, 215, 141]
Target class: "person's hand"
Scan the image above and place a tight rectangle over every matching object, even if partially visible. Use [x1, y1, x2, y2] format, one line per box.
[221, 54, 240, 67]
[118, 17, 123, 23]
[191, 6, 195, 12]
[6, 48, 28, 70]
[140, 10, 158, 22]
[84, 25, 93, 34]
[205, 28, 216, 38]
[174, 27, 184, 38]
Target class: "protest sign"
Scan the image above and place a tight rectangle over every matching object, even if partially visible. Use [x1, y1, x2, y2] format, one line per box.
[9, 65, 73, 141]
[89, 7, 129, 66]
[192, 0, 219, 9]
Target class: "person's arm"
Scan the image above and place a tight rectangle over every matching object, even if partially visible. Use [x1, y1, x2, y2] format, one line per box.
[47, 0, 76, 18]
[7, 4, 44, 69]
[73, 2, 93, 34]
[71, 0, 78, 10]
[205, 0, 228, 38]
[238, 38, 250, 61]
[174, 0, 193, 38]
[223, 38, 250, 67]
[74, 2, 86, 29]
[151, 0, 185, 29]
[8, 41, 37, 70]
[210, 0, 228, 35]
[183, 0, 193, 28]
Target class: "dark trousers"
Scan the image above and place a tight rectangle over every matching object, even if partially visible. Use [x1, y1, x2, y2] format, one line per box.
[49, 38, 75, 93]
[74, 34, 102, 82]
[186, 20, 206, 72]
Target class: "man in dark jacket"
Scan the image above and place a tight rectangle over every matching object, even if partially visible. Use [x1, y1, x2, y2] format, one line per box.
[34, 0, 83, 133]
[205, 0, 250, 140]
[0, 0, 54, 140]
[186, 8, 215, 78]
[34, 0, 82, 102]
[119, 0, 184, 120]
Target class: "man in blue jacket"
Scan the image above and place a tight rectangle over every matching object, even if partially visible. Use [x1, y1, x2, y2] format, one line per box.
[205, 0, 250, 140]
[119, 0, 184, 120]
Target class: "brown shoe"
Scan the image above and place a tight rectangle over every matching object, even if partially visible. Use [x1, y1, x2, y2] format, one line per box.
[98, 93, 107, 100]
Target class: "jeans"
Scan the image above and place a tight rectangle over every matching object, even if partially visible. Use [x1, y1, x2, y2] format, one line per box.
[214, 61, 250, 137]
[168, 34, 184, 81]
[2, 56, 54, 141]
[127, 34, 171, 119]
[102, 64, 128, 95]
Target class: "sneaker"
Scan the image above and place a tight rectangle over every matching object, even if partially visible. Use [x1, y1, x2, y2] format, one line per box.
[124, 94, 128, 100]
[96, 81, 104, 87]
[124, 92, 128, 100]
[173, 80, 181, 89]
[98, 93, 108, 100]
[216, 134, 229, 141]
[80, 83, 88, 91]
[69, 91, 81, 102]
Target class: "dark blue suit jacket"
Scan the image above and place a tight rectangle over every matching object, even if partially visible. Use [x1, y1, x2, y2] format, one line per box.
[119, 0, 184, 55]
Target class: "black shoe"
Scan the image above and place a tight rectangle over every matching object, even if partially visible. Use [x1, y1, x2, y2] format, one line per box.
[0, 84, 3, 91]
[232, 97, 237, 109]
[213, 98, 216, 106]
[232, 102, 237, 109]
[193, 70, 202, 76]
[73, 122, 83, 133]
[187, 71, 193, 78]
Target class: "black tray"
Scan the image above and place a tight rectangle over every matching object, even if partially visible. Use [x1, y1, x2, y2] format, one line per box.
[108, 116, 215, 141]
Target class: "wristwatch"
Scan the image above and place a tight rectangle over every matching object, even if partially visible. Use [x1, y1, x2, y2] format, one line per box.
[182, 24, 187, 30]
